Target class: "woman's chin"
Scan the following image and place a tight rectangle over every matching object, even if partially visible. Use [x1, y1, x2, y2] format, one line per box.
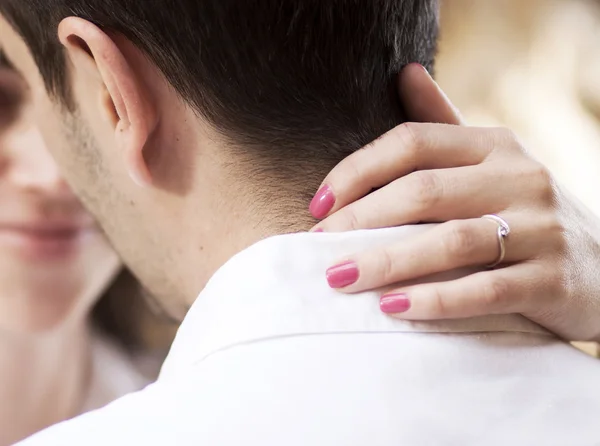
[0, 239, 121, 336]
[0, 296, 81, 335]
[0, 276, 97, 335]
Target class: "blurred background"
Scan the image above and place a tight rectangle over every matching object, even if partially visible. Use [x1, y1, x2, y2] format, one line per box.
[436, 0, 600, 356]
[437, 0, 600, 217]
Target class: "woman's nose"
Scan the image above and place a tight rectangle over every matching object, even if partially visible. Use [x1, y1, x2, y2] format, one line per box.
[4, 124, 74, 197]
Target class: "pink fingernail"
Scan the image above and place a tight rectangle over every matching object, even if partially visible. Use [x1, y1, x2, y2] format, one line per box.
[309, 185, 335, 219]
[380, 294, 411, 314]
[326, 261, 359, 289]
[407, 62, 428, 74]
[313, 228, 324, 233]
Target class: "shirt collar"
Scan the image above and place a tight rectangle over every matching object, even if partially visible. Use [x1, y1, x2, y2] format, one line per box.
[161, 225, 549, 377]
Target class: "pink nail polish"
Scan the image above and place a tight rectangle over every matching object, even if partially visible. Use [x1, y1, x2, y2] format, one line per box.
[407, 62, 428, 74]
[309, 185, 335, 219]
[326, 261, 359, 289]
[313, 228, 324, 233]
[380, 294, 411, 314]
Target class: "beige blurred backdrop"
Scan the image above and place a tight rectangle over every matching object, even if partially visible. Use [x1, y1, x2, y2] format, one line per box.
[437, 0, 600, 216]
[437, 0, 600, 356]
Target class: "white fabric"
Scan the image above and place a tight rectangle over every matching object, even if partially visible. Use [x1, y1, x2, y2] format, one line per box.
[82, 332, 151, 413]
[18, 226, 600, 445]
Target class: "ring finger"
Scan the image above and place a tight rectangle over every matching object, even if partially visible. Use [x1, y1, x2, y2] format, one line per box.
[328, 212, 553, 293]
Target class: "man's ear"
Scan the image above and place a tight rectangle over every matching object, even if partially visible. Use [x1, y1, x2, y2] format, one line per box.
[57, 17, 158, 187]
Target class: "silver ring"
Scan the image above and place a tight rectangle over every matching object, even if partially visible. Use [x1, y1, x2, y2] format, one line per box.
[481, 214, 510, 268]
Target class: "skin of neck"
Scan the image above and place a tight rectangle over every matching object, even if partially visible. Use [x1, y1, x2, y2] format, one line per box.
[0, 318, 92, 445]
[61, 37, 335, 313]
[133, 94, 332, 310]
[170, 148, 324, 309]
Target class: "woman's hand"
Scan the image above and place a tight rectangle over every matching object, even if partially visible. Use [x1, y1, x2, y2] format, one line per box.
[312, 64, 600, 342]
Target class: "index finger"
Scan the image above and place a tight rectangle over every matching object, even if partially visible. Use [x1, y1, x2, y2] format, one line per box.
[309, 123, 494, 220]
[309, 65, 470, 221]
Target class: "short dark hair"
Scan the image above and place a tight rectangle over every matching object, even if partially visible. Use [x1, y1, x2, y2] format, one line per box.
[1, 0, 438, 172]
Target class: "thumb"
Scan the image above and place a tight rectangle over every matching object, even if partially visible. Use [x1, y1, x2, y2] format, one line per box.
[398, 63, 465, 125]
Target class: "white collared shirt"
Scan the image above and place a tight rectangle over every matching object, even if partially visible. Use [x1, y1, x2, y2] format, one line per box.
[19, 226, 600, 445]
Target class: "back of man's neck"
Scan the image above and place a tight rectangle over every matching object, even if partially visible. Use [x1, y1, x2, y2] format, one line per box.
[174, 185, 317, 308]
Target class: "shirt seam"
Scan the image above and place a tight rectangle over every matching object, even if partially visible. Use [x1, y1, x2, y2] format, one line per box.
[186, 328, 555, 368]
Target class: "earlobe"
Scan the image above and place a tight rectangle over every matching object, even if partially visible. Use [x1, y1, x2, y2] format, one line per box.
[122, 125, 153, 187]
[58, 17, 158, 188]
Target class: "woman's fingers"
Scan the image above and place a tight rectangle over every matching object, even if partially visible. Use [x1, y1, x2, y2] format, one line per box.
[398, 64, 465, 125]
[310, 124, 496, 219]
[316, 150, 558, 232]
[378, 262, 555, 320]
[312, 66, 583, 340]
[316, 163, 530, 232]
[326, 214, 558, 293]
[314, 62, 465, 222]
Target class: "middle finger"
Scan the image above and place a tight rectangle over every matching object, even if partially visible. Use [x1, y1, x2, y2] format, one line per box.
[317, 163, 526, 232]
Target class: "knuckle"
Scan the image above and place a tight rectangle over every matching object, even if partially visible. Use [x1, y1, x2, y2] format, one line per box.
[481, 277, 511, 310]
[409, 171, 442, 210]
[393, 122, 422, 158]
[528, 162, 558, 205]
[542, 214, 569, 255]
[442, 222, 476, 258]
[554, 226, 570, 255]
[331, 155, 364, 190]
[348, 150, 369, 179]
[428, 287, 450, 318]
[378, 249, 397, 285]
[340, 206, 361, 231]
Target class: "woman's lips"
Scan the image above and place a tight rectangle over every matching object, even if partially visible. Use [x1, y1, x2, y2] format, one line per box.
[0, 221, 96, 261]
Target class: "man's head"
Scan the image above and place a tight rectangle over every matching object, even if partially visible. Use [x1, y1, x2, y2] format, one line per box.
[0, 0, 438, 315]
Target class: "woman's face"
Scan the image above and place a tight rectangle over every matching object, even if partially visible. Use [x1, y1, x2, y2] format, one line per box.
[0, 60, 120, 334]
